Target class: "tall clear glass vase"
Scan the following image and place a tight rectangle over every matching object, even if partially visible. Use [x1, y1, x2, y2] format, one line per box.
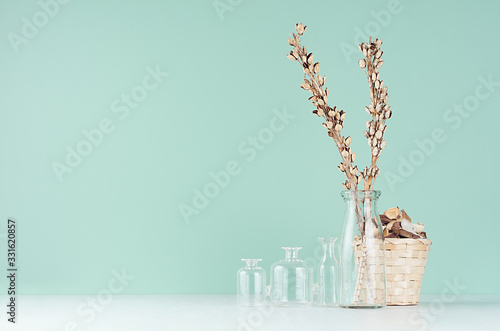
[338, 190, 386, 308]
[317, 237, 338, 306]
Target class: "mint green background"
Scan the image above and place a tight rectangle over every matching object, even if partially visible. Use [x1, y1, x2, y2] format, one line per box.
[0, 0, 499, 295]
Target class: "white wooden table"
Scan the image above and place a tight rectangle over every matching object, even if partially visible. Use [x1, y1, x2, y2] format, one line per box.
[0, 295, 498, 331]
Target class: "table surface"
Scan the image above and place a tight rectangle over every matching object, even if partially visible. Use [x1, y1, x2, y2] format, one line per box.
[0, 295, 498, 331]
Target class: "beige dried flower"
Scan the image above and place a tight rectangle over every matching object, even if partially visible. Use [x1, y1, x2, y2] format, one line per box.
[286, 24, 359, 190]
[358, 38, 391, 190]
[295, 23, 306, 35]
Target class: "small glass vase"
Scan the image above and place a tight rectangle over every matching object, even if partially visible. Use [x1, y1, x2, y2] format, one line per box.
[317, 237, 338, 306]
[237, 259, 267, 306]
[270, 247, 313, 306]
[338, 190, 386, 309]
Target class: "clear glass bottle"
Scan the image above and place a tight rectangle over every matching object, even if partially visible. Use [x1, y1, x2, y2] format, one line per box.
[270, 247, 313, 306]
[317, 237, 338, 306]
[237, 259, 266, 306]
[338, 190, 386, 308]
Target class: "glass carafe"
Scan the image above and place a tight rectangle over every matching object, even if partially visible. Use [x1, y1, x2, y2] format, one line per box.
[270, 247, 313, 306]
[338, 190, 386, 308]
[317, 237, 338, 306]
[237, 259, 266, 306]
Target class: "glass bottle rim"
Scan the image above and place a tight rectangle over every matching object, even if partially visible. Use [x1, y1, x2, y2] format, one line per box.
[318, 236, 338, 242]
[340, 190, 381, 200]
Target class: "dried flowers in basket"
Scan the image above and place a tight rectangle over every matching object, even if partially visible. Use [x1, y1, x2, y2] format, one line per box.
[378, 207, 432, 305]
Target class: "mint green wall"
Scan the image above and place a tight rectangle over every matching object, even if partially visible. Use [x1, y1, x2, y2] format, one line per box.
[0, 0, 498, 295]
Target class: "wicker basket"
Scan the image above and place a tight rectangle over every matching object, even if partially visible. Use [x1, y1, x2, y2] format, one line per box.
[353, 237, 432, 306]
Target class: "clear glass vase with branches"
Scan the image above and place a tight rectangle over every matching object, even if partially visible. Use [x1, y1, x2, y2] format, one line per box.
[286, 24, 392, 308]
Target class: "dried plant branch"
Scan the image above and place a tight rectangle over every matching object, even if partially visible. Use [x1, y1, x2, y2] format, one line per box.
[358, 39, 392, 190]
[287, 23, 361, 191]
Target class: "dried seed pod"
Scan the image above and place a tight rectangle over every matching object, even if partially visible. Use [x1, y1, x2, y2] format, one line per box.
[380, 140, 387, 150]
[326, 121, 333, 129]
[376, 60, 384, 69]
[372, 147, 379, 156]
[374, 38, 382, 47]
[385, 207, 400, 219]
[313, 62, 320, 74]
[401, 209, 412, 223]
[341, 150, 349, 159]
[358, 59, 366, 69]
[365, 106, 370, 115]
[296, 23, 306, 35]
[287, 52, 297, 61]
[335, 123, 343, 131]
[300, 82, 310, 90]
[414, 223, 425, 233]
[386, 220, 397, 231]
[288, 38, 295, 46]
[345, 136, 351, 146]
[401, 219, 418, 235]
[351, 152, 356, 162]
[317, 75, 324, 86]
[307, 53, 314, 65]
[375, 130, 383, 139]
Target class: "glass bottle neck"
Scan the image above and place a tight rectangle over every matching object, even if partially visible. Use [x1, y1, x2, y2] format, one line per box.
[282, 247, 301, 260]
[320, 238, 337, 259]
[242, 259, 261, 268]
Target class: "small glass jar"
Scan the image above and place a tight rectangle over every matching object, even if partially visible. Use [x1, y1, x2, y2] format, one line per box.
[270, 247, 313, 306]
[237, 259, 267, 306]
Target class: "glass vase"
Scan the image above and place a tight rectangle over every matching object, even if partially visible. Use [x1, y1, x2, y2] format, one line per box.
[317, 237, 338, 306]
[338, 190, 386, 308]
[270, 247, 313, 306]
[237, 259, 267, 306]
